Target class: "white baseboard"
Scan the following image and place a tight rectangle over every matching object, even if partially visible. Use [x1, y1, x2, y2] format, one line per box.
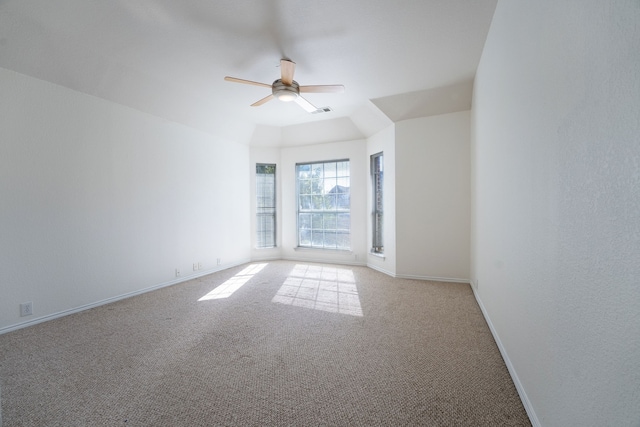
[471, 287, 541, 427]
[249, 255, 284, 263]
[366, 263, 395, 277]
[394, 272, 470, 284]
[366, 264, 470, 285]
[0, 259, 250, 336]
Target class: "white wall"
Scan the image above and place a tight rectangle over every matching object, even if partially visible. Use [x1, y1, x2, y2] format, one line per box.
[280, 139, 368, 265]
[0, 68, 251, 332]
[395, 112, 471, 282]
[366, 125, 396, 276]
[472, 1, 640, 426]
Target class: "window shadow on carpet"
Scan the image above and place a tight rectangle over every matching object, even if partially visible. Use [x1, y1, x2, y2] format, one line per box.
[272, 264, 363, 316]
[198, 263, 268, 300]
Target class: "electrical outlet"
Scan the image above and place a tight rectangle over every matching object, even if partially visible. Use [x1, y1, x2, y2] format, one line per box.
[217, 258, 221, 265]
[20, 302, 33, 317]
[193, 263, 198, 271]
[198, 262, 202, 270]
[175, 268, 181, 277]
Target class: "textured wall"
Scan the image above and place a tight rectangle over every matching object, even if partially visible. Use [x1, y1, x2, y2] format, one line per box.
[0, 67, 251, 331]
[395, 112, 471, 281]
[472, 1, 640, 425]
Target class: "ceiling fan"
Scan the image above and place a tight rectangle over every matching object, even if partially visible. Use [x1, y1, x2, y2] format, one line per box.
[224, 59, 345, 112]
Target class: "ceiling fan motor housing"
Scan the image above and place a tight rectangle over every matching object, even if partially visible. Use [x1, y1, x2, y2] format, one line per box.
[273, 79, 299, 102]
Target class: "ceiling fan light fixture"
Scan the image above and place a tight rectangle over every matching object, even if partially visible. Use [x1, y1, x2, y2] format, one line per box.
[276, 91, 298, 102]
[272, 80, 300, 102]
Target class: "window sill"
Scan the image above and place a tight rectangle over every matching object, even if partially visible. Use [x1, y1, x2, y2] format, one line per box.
[294, 246, 352, 254]
[369, 251, 385, 260]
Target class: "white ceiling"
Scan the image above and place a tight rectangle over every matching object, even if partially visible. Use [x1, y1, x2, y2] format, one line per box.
[0, 0, 497, 145]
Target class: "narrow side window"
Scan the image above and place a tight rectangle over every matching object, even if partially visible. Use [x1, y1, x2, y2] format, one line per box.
[256, 164, 276, 248]
[371, 153, 383, 254]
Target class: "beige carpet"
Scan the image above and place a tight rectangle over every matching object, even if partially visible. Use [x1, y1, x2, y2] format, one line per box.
[0, 261, 530, 426]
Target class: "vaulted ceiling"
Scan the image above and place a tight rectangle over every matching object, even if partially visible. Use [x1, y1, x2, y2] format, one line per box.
[0, 0, 497, 145]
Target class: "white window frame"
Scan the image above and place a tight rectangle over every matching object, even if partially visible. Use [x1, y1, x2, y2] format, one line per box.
[256, 163, 276, 249]
[371, 152, 384, 254]
[296, 159, 350, 250]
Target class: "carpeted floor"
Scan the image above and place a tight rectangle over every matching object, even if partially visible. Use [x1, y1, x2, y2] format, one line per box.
[0, 261, 531, 426]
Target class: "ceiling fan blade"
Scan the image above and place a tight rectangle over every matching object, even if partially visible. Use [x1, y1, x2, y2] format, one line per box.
[300, 85, 345, 93]
[224, 76, 272, 89]
[295, 95, 318, 113]
[280, 59, 296, 85]
[251, 94, 275, 107]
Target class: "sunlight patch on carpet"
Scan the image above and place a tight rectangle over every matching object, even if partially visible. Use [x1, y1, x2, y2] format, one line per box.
[198, 263, 268, 301]
[272, 264, 363, 316]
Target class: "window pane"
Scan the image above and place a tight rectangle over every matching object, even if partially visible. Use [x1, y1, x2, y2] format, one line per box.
[324, 177, 337, 194]
[299, 229, 311, 246]
[297, 164, 311, 178]
[311, 163, 323, 178]
[324, 213, 337, 230]
[312, 195, 324, 210]
[299, 213, 311, 229]
[371, 152, 384, 253]
[324, 162, 337, 178]
[257, 214, 275, 248]
[336, 177, 349, 189]
[324, 231, 337, 249]
[337, 213, 350, 231]
[324, 194, 337, 210]
[336, 232, 350, 250]
[312, 231, 324, 248]
[337, 161, 349, 177]
[300, 195, 312, 210]
[309, 178, 321, 195]
[312, 213, 324, 229]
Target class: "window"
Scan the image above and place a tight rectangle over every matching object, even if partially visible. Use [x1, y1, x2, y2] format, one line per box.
[296, 160, 350, 250]
[256, 164, 276, 248]
[371, 152, 383, 254]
